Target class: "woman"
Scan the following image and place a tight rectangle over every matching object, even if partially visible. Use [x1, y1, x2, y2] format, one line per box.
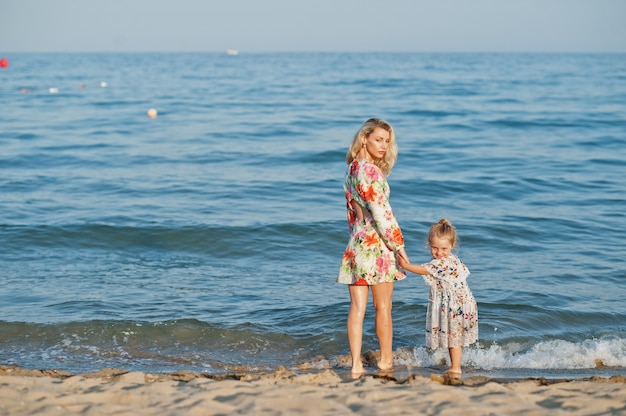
[337, 118, 409, 374]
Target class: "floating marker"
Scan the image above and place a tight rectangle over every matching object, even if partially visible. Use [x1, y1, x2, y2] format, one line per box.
[0, 58, 8, 68]
[147, 108, 158, 118]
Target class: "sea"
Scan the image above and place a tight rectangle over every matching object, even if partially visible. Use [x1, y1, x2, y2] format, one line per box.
[1, 52, 625, 380]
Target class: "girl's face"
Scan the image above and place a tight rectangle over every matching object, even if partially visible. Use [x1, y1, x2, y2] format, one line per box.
[362, 127, 390, 160]
[429, 236, 453, 259]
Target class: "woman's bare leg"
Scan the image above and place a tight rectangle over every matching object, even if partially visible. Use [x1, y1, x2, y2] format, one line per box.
[347, 285, 369, 374]
[371, 282, 394, 370]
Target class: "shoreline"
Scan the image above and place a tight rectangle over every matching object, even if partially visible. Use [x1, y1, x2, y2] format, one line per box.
[2, 364, 625, 384]
[1, 365, 625, 415]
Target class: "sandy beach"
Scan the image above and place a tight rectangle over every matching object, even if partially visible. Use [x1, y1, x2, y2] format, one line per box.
[1, 365, 624, 415]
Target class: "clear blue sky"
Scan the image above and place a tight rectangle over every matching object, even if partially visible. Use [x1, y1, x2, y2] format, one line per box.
[1, 0, 625, 53]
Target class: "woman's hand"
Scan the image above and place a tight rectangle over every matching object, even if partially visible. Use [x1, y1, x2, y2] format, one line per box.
[396, 249, 409, 268]
[397, 254, 429, 276]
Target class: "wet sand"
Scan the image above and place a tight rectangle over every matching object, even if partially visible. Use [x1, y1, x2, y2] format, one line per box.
[1, 365, 625, 415]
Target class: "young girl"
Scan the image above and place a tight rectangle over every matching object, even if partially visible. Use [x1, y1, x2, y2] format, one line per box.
[397, 218, 478, 377]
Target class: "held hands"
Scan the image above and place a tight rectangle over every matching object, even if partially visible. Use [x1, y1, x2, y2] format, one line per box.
[396, 250, 429, 275]
[397, 252, 410, 270]
[396, 249, 409, 268]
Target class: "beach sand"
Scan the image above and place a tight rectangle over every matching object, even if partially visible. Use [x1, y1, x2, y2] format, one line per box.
[0, 365, 624, 415]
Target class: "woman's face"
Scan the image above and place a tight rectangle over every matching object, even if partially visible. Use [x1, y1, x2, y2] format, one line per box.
[363, 127, 390, 160]
[429, 236, 453, 259]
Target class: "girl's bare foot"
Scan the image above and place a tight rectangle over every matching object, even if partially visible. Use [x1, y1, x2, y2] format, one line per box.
[442, 369, 462, 379]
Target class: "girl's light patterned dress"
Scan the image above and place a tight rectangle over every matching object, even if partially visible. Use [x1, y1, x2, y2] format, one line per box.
[422, 254, 478, 348]
[337, 160, 406, 285]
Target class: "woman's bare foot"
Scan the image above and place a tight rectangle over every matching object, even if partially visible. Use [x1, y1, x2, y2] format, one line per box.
[376, 360, 394, 371]
[351, 362, 365, 376]
[350, 371, 366, 379]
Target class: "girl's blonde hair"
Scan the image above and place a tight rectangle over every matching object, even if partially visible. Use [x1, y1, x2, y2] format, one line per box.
[428, 218, 458, 248]
[345, 118, 398, 176]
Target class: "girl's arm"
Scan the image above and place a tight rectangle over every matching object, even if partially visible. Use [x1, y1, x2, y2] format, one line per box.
[397, 255, 428, 275]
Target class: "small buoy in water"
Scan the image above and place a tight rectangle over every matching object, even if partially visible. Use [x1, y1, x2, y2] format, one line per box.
[147, 108, 158, 118]
[49, 87, 59, 94]
[0, 58, 8, 68]
[100, 81, 108, 88]
[226, 49, 239, 56]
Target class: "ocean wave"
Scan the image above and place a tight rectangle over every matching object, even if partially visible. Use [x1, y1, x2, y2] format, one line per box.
[410, 337, 626, 371]
[0, 222, 345, 256]
[2, 320, 623, 376]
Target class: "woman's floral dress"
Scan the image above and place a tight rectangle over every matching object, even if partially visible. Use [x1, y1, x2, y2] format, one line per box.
[337, 159, 406, 285]
[422, 255, 478, 348]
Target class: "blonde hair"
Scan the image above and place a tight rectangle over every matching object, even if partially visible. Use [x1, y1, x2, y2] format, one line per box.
[428, 218, 458, 248]
[345, 118, 398, 176]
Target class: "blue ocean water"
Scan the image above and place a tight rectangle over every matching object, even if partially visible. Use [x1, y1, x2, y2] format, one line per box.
[1, 52, 625, 379]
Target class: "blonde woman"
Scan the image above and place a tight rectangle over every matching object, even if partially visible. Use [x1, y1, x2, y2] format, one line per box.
[337, 118, 409, 374]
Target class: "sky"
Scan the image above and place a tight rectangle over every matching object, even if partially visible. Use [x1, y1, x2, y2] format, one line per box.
[1, 0, 625, 53]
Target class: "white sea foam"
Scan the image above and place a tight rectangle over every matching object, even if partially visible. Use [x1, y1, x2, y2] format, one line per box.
[410, 337, 626, 370]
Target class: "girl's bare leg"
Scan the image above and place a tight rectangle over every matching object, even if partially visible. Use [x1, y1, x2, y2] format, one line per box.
[371, 282, 394, 370]
[347, 285, 369, 374]
[448, 347, 463, 375]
